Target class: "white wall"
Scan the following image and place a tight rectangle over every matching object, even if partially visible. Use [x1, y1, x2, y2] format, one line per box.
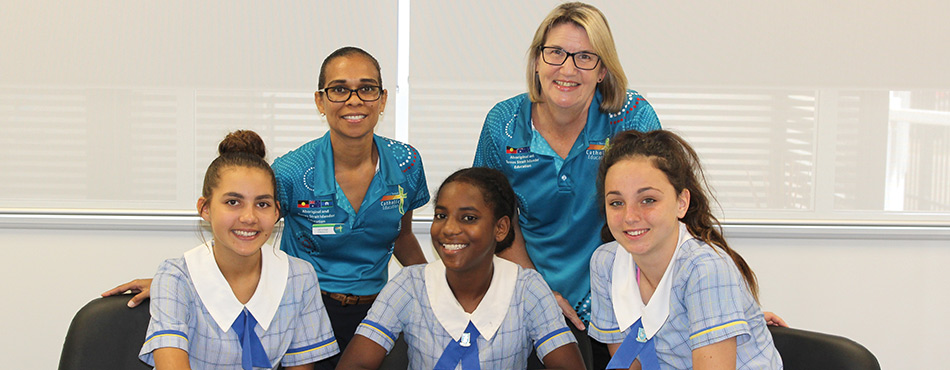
[736, 233, 950, 370]
[2, 221, 947, 370]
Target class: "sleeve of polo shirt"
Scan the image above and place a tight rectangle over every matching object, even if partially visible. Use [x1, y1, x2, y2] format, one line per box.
[683, 252, 753, 350]
[139, 259, 193, 365]
[523, 270, 576, 358]
[273, 161, 292, 218]
[620, 92, 662, 132]
[473, 109, 501, 169]
[404, 144, 430, 210]
[588, 246, 627, 344]
[282, 261, 339, 366]
[354, 268, 413, 353]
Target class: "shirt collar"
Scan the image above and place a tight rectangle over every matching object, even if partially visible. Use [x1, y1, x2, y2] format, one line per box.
[373, 135, 407, 186]
[611, 222, 692, 339]
[311, 132, 405, 196]
[184, 241, 289, 332]
[582, 90, 611, 140]
[425, 256, 519, 341]
[512, 90, 608, 151]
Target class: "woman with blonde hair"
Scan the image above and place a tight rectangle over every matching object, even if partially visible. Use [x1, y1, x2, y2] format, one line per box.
[474, 2, 661, 368]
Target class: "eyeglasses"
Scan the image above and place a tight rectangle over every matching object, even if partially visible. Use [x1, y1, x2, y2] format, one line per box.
[318, 85, 383, 103]
[540, 46, 601, 70]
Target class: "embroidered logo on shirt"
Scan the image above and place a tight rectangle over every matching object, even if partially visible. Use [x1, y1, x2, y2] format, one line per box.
[297, 199, 333, 208]
[506, 146, 530, 154]
[505, 147, 539, 170]
[380, 185, 408, 214]
[586, 139, 608, 160]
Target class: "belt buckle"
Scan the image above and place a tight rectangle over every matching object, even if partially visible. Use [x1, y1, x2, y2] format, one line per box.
[341, 293, 359, 306]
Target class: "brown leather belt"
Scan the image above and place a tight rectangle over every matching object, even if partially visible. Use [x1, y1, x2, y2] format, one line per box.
[321, 290, 378, 306]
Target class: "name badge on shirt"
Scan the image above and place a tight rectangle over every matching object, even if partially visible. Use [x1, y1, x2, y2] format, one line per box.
[313, 223, 345, 235]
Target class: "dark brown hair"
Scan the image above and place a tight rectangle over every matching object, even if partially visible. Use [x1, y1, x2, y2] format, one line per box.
[317, 46, 382, 89]
[435, 167, 517, 253]
[597, 130, 759, 301]
[201, 130, 277, 207]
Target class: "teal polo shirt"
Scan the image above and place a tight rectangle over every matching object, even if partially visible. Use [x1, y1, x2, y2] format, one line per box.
[273, 132, 429, 295]
[474, 90, 660, 321]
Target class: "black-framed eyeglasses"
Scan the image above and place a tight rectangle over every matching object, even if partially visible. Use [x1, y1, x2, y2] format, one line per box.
[540, 46, 601, 70]
[318, 85, 383, 103]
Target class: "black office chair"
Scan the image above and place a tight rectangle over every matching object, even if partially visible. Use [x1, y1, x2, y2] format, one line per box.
[59, 295, 152, 370]
[60, 295, 410, 370]
[769, 326, 880, 370]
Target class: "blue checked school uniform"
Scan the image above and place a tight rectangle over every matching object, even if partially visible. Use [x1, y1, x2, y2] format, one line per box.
[272, 132, 429, 296]
[355, 257, 577, 369]
[473, 90, 660, 321]
[139, 243, 339, 369]
[588, 223, 782, 369]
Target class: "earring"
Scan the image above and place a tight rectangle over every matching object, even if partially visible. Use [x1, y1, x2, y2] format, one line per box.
[320, 113, 326, 118]
[379, 111, 384, 117]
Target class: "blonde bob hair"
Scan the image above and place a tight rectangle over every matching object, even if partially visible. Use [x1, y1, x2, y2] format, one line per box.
[526, 2, 628, 113]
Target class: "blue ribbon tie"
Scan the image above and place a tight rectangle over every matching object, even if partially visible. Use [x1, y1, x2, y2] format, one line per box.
[434, 321, 481, 370]
[606, 319, 660, 370]
[231, 308, 271, 370]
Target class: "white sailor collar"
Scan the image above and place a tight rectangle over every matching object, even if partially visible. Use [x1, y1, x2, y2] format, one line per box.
[611, 222, 692, 340]
[425, 256, 518, 341]
[184, 242, 289, 333]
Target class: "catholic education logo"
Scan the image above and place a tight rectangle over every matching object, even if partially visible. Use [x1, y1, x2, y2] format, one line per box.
[380, 185, 408, 214]
[586, 138, 609, 160]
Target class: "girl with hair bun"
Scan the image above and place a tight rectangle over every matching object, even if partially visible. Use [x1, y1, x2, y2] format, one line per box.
[337, 167, 585, 370]
[588, 130, 781, 369]
[107, 47, 429, 369]
[139, 130, 339, 370]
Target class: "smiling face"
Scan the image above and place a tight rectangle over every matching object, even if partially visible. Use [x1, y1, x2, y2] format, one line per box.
[604, 157, 690, 259]
[536, 22, 607, 112]
[316, 54, 387, 141]
[430, 181, 510, 273]
[198, 166, 279, 261]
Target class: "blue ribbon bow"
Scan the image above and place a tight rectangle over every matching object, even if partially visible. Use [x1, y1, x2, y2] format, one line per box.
[231, 308, 271, 370]
[606, 318, 660, 370]
[434, 321, 481, 370]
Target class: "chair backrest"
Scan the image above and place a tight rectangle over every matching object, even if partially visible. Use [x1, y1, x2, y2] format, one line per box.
[59, 295, 152, 370]
[769, 326, 880, 370]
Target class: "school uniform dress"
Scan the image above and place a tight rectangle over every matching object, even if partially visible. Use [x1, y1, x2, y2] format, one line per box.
[473, 90, 660, 322]
[355, 257, 577, 369]
[139, 243, 339, 369]
[271, 132, 429, 352]
[588, 223, 783, 370]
